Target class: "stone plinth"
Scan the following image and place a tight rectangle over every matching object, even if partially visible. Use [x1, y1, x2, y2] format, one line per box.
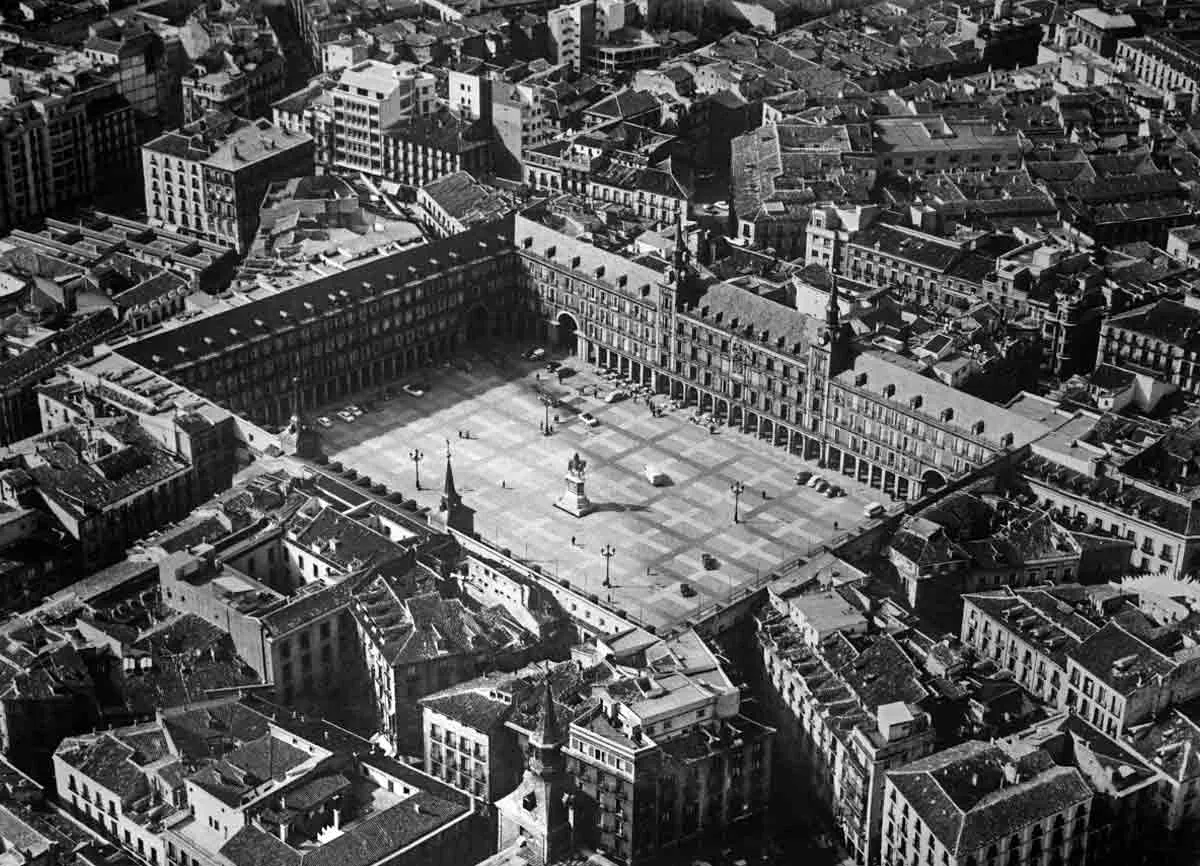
[554, 452, 592, 518]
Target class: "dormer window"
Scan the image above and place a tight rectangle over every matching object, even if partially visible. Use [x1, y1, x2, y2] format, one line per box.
[973, 420, 985, 435]
[941, 408, 954, 422]
[883, 384, 896, 398]
[855, 372, 868, 387]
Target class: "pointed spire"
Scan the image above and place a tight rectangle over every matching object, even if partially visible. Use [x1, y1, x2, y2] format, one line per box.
[440, 440, 460, 512]
[826, 267, 841, 332]
[532, 676, 561, 748]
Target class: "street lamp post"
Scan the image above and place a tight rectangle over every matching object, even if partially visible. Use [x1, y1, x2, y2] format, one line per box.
[730, 480, 745, 524]
[409, 448, 424, 490]
[601, 544, 615, 588]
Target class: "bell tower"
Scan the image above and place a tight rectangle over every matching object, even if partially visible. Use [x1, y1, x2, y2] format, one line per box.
[496, 679, 574, 865]
[429, 441, 474, 534]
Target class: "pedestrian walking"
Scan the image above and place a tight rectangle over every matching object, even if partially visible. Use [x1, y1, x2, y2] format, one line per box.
[571, 536, 576, 546]
[834, 521, 839, 530]
[502, 480, 506, 489]
[761, 490, 767, 500]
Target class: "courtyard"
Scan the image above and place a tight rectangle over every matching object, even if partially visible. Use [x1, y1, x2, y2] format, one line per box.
[314, 345, 882, 631]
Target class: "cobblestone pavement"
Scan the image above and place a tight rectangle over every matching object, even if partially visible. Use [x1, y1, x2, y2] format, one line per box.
[316, 345, 880, 630]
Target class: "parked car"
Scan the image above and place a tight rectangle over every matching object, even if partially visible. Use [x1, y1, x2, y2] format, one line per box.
[545, 361, 562, 372]
[317, 416, 333, 428]
[644, 465, 668, 486]
[402, 384, 426, 397]
[828, 485, 845, 498]
[701, 553, 718, 570]
[806, 475, 824, 488]
[605, 390, 630, 403]
[337, 410, 356, 423]
[346, 404, 364, 416]
[579, 412, 599, 427]
[680, 583, 697, 598]
[524, 347, 546, 361]
[864, 501, 886, 518]
[794, 470, 813, 485]
[813, 479, 830, 493]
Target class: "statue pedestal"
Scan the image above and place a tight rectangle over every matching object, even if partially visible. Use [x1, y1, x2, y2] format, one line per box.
[555, 466, 592, 518]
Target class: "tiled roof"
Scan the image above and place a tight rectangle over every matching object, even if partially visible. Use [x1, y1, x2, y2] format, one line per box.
[119, 220, 514, 372]
[218, 789, 469, 866]
[1066, 622, 1178, 696]
[889, 741, 1091, 855]
[420, 689, 511, 731]
[686, 279, 823, 354]
[837, 350, 1054, 452]
[57, 734, 149, 802]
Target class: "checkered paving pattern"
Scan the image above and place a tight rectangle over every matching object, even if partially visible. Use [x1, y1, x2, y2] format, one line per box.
[316, 349, 880, 630]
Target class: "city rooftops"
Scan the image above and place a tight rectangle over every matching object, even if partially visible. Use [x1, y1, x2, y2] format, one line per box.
[1105, 298, 1200, 353]
[420, 171, 513, 226]
[117, 219, 514, 371]
[873, 116, 1020, 153]
[1066, 622, 1179, 696]
[337, 59, 427, 98]
[144, 113, 311, 171]
[848, 222, 964, 272]
[836, 350, 1055, 452]
[888, 740, 1091, 855]
[287, 505, 409, 574]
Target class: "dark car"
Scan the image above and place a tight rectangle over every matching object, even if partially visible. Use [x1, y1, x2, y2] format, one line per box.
[680, 583, 697, 598]
[702, 553, 718, 570]
[545, 361, 562, 372]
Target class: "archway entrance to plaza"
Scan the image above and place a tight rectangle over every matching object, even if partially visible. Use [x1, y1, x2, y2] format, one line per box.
[556, 312, 578, 354]
[921, 469, 947, 496]
[464, 305, 489, 341]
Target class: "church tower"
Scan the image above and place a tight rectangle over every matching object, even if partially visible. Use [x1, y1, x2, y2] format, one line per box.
[429, 443, 474, 534]
[280, 375, 319, 458]
[824, 270, 853, 377]
[496, 680, 574, 865]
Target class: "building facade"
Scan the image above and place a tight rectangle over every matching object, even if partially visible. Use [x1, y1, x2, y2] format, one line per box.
[142, 112, 315, 252]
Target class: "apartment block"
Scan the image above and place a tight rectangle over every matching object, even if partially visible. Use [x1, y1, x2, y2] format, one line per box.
[142, 112, 314, 252]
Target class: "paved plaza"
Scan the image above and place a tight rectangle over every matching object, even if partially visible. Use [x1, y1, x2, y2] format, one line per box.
[315, 346, 880, 630]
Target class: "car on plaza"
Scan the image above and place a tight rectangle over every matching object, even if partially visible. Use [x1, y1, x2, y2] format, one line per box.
[317, 416, 333, 428]
[827, 485, 845, 498]
[346, 404, 364, 416]
[864, 501, 886, 519]
[579, 412, 599, 427]
[806, 474, 824, 488]
[545, 361, 562, 372]
[402, 384, 426, 397]
[605, 390, 629, 403]
[525, 347, 546, 361]
[680, 583, 697, 598]
[813, 479, 830, 493]
[644, 465, 669, 486]
[337, 410, 356, 423]
[794, 470, 813, 485]
[701, 553, 718, 570]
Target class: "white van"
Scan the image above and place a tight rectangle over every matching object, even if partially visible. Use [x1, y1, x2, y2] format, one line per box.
[644, 465, 668, 486]
[864, 502, 885, 519]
